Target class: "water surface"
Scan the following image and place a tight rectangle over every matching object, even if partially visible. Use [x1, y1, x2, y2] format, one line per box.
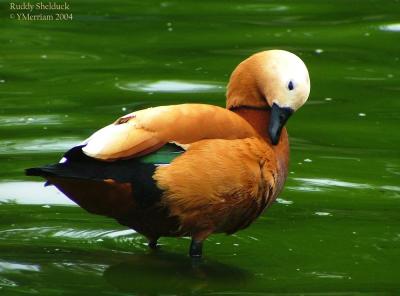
[0, 0, 399, 294]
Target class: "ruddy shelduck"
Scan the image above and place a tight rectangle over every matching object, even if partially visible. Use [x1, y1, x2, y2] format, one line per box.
[27, 50, 310, 258]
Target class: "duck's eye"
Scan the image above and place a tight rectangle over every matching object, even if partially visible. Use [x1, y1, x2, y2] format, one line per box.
[288, 81, 294, 91]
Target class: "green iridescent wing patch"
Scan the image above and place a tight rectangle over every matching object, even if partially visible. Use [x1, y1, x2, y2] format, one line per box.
[138, 143, 185, 165]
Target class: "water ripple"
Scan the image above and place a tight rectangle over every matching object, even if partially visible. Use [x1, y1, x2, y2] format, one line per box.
[294, 178, 371, 189]
[345, 76, 387, 81]
[0, 276, 18, 287]
[103, 229, 136, 238]
[52, 229, 135, 239]
[276, 198, 293, 205]
[308, 271, 347, 279]
[52, 263, 107, 275]
[0, 115, 62, 127]
[289, 178, 400, 196]
[0, 226, 138, 246]
[52, 229, 119, 239]
[0, 138, 81, 154]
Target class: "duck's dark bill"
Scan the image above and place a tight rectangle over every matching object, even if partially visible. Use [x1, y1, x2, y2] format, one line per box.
[268, 103, 294, 145]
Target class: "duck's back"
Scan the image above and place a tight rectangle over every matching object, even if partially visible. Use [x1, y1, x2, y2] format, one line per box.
[82, 104, 258, 161]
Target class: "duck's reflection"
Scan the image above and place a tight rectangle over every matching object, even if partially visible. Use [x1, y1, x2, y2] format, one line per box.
[104, 250, 251, 294]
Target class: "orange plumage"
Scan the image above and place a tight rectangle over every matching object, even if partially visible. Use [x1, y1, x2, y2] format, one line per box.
[26, 50, 310, 258]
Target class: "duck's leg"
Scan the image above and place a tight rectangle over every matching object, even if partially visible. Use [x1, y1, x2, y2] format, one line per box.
[189, 239, 203, 258]
[189, 230, 212, 259]
[147, 236, 159, 250]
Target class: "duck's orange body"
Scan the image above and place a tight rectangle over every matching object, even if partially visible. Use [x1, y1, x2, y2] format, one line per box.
[45, 107, 288, 239]
[26, 50, 310, 258]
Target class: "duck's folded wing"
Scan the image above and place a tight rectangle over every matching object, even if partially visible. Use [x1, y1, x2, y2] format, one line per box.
[82, 104, 257, 161]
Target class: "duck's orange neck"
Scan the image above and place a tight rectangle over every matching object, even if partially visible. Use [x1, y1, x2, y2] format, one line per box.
[230, 107, 271, 142]
[231, 106, 290, 179]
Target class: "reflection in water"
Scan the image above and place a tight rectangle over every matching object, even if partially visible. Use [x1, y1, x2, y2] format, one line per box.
[0, 261, 40, 273]
[0, 248, 250, 294]
[116, 80, 224, 93]
[235, 4, 288, 12]
[379, 23, 400, 32]
[381, 185, 400, 192]
[104, 251, 251, 294]
[314, 212, 331, 217]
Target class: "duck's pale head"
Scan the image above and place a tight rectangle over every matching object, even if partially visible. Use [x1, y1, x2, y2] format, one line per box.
[226, 50, 310, 144]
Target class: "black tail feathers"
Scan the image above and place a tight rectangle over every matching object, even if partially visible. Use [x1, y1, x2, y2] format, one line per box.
[25, 164, 88, 180]
[25, 166, 58, 177]
[25, 145, 158, 183]
[25, 145, 164, 206]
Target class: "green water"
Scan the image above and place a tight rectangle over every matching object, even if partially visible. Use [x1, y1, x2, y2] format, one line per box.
[1, 0, 400, 294]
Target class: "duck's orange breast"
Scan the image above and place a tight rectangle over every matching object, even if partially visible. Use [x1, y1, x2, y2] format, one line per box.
[154, 128, 288, 236]
[231, 107, 290, 192]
